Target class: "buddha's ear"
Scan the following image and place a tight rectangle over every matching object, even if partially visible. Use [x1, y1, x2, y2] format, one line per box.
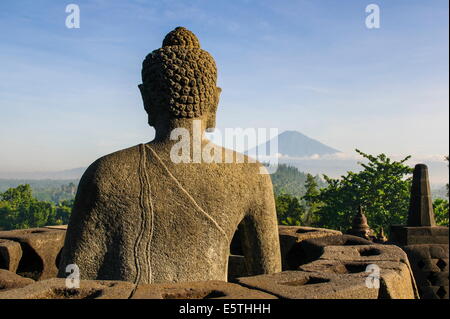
[206, 87, 221, 132]
[205, 113, 216, 132]
[139, 84, 155, 126]
[138, 84, 149, 111]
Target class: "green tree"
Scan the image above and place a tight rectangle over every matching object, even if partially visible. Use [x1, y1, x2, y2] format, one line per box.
[301, 174, 322, 226]
[0, 184, 67, 230]
[52, 199, 74, 225]
[314, 150, 413, 231]
[433, 198, 449, 227]
[0, 200, 17, 230]
[270, 164, 326, 198]
[275, 193, 304, 226]
[1, 184, 34, 206]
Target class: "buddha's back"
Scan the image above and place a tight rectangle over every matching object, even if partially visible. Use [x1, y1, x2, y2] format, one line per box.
[57, 27, 281, 284]
[58, 142, 279, 283]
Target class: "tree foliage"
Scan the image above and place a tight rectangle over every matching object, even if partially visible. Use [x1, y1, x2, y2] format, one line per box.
[434, 198, 449, 227]
[0, 184, 73, 230]
[301, 174, 322, 226]
[271, 164, 325, 198]
[310, 150, 413, 231]
[275, 194, 304, 226]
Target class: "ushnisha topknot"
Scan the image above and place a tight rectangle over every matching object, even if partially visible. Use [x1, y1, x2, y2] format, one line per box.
[162, 26, 201, 48]
[141, 27, 218, 119]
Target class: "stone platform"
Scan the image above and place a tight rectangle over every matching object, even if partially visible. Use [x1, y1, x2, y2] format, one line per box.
[0, 225, 418, 299]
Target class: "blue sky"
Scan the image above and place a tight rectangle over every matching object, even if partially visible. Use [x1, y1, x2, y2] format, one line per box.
[0, 0, 448, 173]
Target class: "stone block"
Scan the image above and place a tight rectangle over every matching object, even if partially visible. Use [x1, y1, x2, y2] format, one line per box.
[0, 239, 23, 272]
[237, 270, 379, 299]
[0, 228, 66, 280]
[0, 278, 135, 299]
[390, 225, 449, 245]
[287, 234, 373, 269]
[401, 244, 449, 299]
[299, 259, 416, 299]
[420, 285, 449, 299]
[131, 280, 277, 299]
[376, 262, 416, 299]
[0, 269, 34, 291]
[278, 226, 341, 270]
[319, 244, 410, 264]
[43, 225, 68, 230]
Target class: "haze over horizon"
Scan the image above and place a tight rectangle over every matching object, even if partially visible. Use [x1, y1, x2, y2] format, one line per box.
[1, 129, 448, 187]
[0, 1, 448, 180]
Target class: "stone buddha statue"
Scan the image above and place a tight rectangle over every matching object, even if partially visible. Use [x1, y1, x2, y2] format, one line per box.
[57, 27, 282, 284]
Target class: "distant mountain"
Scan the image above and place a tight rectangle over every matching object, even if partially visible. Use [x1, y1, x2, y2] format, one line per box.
[249, 130, 340, 157]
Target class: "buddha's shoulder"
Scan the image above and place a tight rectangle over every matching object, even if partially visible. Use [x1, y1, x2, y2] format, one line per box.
[80, 144, 143, 182]
[217, 146, 273, 183]
[219, 146, 265, 169]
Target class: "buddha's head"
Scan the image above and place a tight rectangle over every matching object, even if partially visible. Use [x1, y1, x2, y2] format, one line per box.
[139, 27, 221, 132]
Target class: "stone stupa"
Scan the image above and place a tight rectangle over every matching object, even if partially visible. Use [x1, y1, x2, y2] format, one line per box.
[346, 205, 374, 240]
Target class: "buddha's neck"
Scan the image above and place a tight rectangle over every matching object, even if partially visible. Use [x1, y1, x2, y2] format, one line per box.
[152, 118, 208, 143]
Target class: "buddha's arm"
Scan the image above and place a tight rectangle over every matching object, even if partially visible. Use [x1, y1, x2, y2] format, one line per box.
[57, 160, 107, 279]
[240, 174, 282, 276]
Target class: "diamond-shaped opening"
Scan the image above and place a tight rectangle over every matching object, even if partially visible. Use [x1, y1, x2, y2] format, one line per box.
[417, 260, 426, 269]
[436, 259, 447, 271]
[436, 286, 447, 299]
[427, 273, 438, 286]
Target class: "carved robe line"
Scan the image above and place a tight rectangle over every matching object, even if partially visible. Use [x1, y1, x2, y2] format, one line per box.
[145, 144, 229, 243]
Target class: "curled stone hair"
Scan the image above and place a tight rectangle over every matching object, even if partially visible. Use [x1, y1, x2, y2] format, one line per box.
[141, 27, 219, 120]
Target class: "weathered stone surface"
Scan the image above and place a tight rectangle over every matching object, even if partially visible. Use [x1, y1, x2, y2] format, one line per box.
[290, 234, 373, 268]
[377, 262, 416, 299]
[44, 225, 68, 230]
[319, 244, 410, 264]
[407, 164, 435, 227]
[402, 244, 449, 299]
[388, 165, 449, 299]
[0, 269, 34, 291]
[131, 280, 277, 299]
[58, 27, 282, 283]
[317, 244, 419, 297]
[390, 225, 448, 245]
[236, 244, 417, 299]
[237, 271, 379, 299]
[0, 228, 65, 280]
[0, 278, 135, 299]
[278, 226, 342, 243]
[299, 260, 415, 299]
[278, 226, 341, 270]
[0, 239, 22, 272]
